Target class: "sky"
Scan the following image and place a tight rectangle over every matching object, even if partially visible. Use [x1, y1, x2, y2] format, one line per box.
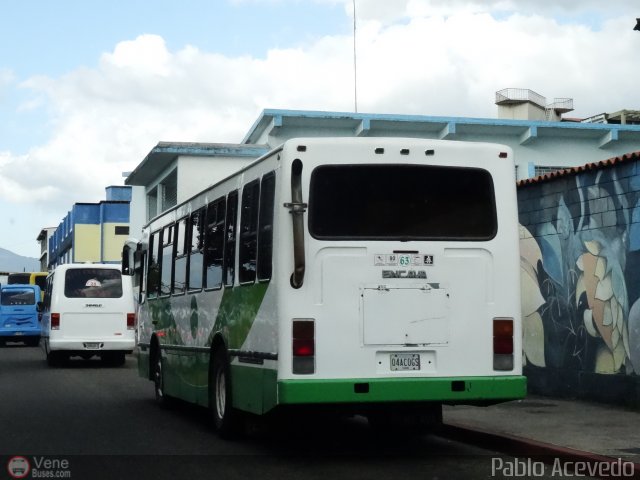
[0, 0, 639, 258]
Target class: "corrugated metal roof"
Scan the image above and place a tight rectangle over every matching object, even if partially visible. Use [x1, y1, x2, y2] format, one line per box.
[517, 151, 640, 187]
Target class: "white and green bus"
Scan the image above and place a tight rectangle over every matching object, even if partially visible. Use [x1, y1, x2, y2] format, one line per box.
[124, 137, 526, 437]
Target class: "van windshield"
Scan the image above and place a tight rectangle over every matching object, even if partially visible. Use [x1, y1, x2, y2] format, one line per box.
[1, 289, 36, 305]
[64, 268, 123, 298]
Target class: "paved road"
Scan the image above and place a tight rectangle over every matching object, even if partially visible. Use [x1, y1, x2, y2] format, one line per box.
[0, 344, 562, 480]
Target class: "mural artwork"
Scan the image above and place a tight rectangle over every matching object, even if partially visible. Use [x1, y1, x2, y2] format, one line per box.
[519, 165, 640, 378]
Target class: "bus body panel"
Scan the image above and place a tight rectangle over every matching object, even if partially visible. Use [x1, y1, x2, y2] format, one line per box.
[132, 137, 525, 418]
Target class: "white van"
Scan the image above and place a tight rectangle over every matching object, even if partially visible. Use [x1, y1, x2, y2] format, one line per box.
[41, 263, 135, 366]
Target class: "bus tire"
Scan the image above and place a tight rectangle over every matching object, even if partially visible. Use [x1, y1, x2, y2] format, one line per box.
[210, 348, 241, 439]
[152, 348, 172, 408]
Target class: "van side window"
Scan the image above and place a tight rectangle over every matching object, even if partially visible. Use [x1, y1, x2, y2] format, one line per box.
[160, 225, 174, 296]
[173, 217, 188, 295]
[239, 180, 260, 284]
[224, 191, 238, 287]
[188, 209, 205, 291]
[257, 172, 275, 281]
[147, 231, 161, 299]
[204, 197, 226, 290]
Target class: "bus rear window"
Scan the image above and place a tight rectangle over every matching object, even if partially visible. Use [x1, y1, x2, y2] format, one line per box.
[64, 269, 123, 298]
[309, 164, 497, 240]
[1, 289, 36, 305]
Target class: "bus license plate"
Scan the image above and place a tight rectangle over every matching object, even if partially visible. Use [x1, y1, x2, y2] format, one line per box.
[390, 353, 420, 371]
[84, 342, 101, 350]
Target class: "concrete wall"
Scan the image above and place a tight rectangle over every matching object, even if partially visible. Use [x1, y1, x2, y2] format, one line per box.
[518, 155, 640, 407]
[177, 155, 254, 203]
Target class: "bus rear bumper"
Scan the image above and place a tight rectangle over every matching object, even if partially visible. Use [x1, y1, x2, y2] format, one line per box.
[278, 375, 527, 405]
[0, 328, 41, 337]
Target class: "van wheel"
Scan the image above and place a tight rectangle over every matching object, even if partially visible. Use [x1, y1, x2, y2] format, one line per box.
[153, 348, 172, 407]
[46, 350, 62, 367]
[102, 352, 126, 367]
[210, 348, 242, 439]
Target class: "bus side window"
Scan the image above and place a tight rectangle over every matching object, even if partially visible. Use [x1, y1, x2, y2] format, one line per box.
[147, 231, 161, 299]
[173, 218, 188, 295]
[188, 209, 205, 291]
[224, 191, 238, 287]
[135, 250, 146, 303]
[204, 197, 226, 290]
[239, 180, 260, 284]
[160, 225, 174, 296]
[257, 172, 275, 281]
[44, 275, 53, 310]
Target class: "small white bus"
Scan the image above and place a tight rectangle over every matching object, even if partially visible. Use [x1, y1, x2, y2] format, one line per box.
[124, 137, 526, 437]
[41, 263, 136, 366]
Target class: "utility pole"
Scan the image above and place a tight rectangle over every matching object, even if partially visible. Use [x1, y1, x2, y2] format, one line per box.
[353, 0, 358, 112]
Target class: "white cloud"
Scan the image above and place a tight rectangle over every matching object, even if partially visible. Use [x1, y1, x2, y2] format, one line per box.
[1, 3, 640, 240]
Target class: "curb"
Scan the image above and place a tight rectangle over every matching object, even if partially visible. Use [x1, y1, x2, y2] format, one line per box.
[440, 422, 640, 479]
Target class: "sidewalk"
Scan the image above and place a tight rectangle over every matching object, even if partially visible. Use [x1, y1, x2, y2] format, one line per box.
[443, 395, 640, 464]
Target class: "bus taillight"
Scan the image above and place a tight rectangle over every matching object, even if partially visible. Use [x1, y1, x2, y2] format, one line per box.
[127, 313, 136, 330]
[292, 319, 315, 374]
[51, 313, 60, 330]
[493, 318, 513, 370]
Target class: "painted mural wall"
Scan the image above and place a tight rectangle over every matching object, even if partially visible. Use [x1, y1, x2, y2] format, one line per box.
[518, 154, 640, 406]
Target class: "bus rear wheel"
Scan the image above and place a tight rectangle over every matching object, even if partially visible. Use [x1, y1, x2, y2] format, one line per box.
[210, 348, 242, 439]
[152, 348, 172, 407]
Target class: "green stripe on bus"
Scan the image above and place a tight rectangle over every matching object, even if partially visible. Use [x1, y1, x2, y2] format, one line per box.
[211, 282, 269, 349]
[231, 365, 278, 415]
[278, 376, 527, 404]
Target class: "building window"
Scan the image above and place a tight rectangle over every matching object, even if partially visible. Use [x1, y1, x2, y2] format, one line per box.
[534, 165, 569, 177]
[147, 187, 158, 221]
[161, 169, 178, 212]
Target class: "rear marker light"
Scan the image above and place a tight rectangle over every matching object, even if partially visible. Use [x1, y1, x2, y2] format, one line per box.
[493, 318, 514, 371]
[51, 313, 60, 330]
[127, 313, 136, 330]
[499, 152, 508, 158]
[292, 319, 315, 374]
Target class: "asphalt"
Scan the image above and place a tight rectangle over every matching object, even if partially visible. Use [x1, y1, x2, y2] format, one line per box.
[442, 395, 640, 477]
